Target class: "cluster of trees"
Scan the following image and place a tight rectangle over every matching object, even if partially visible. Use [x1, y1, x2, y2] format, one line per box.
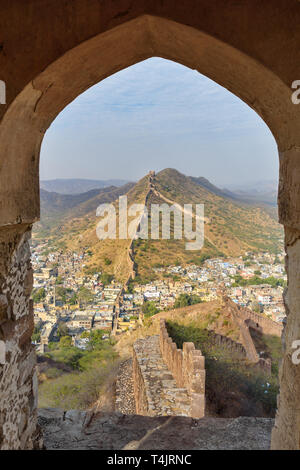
[142, 301, 159, 318]
[55, 286, 75, 304]
[100, 273, 114, 285]
[174, 293, 203, 309]
[231, 274, 286, 288]
[142, 293, 203, 318]
[32, 325, 41, 343]
[32, 287, 46, 303]
[188, 253, 211, 266]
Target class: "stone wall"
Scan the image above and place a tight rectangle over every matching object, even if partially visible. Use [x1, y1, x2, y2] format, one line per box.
[0, 225, 41, 449]
[159, 320, 205, 418]
[133, 335, 194, 417]
[132, 342, 149, 416]
[207, 330, 247, 359]
[223, 296, 283, 337]
[220, 296, 278, 374]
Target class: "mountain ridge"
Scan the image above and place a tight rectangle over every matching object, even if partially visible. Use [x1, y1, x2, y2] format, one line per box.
[34, 168, 283, 283]
[40, 178, 131, 195]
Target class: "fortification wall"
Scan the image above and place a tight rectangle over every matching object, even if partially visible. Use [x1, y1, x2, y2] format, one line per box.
[132, 343, 149, 415]
[207, 330, 247, 359]
[222, 296, 274, 374]
[132, 335, 192, 417]
[159, 320, 205, 418]
[223, 296, 283, 337]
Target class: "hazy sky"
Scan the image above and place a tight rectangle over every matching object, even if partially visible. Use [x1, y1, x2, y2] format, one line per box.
[40, 57, 278, 187]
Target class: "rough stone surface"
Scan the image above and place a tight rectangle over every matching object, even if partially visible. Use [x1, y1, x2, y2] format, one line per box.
[133, 335, 193, 417]
[38, 408, 273, 450]
[0, 225, 42, 450]
[271, 230, 300, 449]
[159, 320, 205, 418]
[115, 358, 135, 415]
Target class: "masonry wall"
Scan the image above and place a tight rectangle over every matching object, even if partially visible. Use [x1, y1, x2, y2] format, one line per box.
[221, 296, 277, 374]
[159, 320, 205, 418]
[207, 330, 247, 359]
[132, 342, 149, 416]
[0, 225, 41, 450]
[223, 296, 283, 337]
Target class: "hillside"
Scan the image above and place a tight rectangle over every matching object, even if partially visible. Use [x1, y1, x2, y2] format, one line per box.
[223, 179, 278, 208]
[132, 169, 282, 281]
[40, 178, 131, 194]
[35, 183, 135, 233]
[34, 168, 283, 283]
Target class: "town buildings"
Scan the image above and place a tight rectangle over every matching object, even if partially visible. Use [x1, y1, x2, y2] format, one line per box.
[31, 239, 286, 351]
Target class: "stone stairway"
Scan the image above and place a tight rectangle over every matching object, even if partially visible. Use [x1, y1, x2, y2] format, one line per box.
[133, 335, 192, 417]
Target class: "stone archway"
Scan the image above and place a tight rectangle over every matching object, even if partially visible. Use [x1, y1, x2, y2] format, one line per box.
[1, 2, 300, 449]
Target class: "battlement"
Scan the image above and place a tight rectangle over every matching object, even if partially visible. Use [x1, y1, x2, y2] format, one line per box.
[159, 320, 205, 418]
[132, 322, 205, 419]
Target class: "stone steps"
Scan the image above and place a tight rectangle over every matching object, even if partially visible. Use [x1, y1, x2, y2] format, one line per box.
[133, 335, 192, 417]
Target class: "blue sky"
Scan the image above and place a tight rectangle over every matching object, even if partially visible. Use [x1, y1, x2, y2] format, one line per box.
[40, 57, 278, 187]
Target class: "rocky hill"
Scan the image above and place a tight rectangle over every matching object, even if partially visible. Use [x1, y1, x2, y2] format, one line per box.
[36, 183, 135, 232]
[33, 168, 283, 283]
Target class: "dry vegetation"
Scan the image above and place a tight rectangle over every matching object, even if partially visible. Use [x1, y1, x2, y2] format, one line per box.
[34, 169, 283, 283]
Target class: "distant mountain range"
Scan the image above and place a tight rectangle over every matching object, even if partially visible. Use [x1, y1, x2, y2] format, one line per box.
[223, 179, 278, 206]
[40, 176, 278, 207]
[34, 169, 283, 283]
[40, 178, 131, 194]
[38, 183, 135, 230]
[225, 179, 277, 193]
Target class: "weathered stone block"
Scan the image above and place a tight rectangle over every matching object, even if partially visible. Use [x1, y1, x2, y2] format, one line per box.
[0, 340, 5, 364]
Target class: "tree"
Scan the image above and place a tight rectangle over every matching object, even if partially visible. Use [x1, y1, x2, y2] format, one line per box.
[59, 335, 72, 348]
[142, 301, 159, 318]
[232, 274, 286, 288]
[100, 273, 114, 286]
[55, 286, 70, 303]
[32, 287, 46, 303]
[31, 325, 41, 343]
[57, 322, 69, 338]
[80, 331, 90, 339]
[251, 301, 261, 313]
[68, 293, 78, 305]
[88, 330, 107, 349]
[77, 286, 94, 306]
[125, 282, 134, 294]
[174, 293, 202, 309]
[55, 275, 63, 285]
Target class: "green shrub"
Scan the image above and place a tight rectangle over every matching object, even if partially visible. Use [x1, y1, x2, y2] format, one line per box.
[39, 332, 120, 410]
